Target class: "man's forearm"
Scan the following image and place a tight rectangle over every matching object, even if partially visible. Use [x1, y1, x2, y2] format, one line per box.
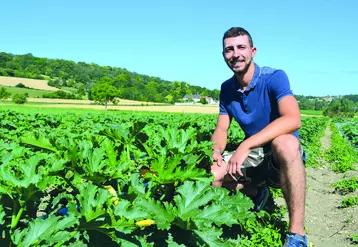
[243, 115, 301, 149]
[211, 129, 228, 153]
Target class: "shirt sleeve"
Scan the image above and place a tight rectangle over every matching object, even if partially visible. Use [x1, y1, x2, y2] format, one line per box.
[219, 85, 229, 115]
[268, 70, 293, 102]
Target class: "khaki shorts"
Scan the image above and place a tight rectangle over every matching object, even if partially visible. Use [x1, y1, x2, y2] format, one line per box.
[222, 146, 305, 188]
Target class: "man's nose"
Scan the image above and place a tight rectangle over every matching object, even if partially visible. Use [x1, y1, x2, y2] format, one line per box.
[233, 48, 241, 57]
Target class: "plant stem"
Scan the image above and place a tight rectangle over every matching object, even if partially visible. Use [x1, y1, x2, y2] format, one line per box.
[126, 144, 130, 161]
[10, 200, 18, 229]
[11, 206, 24, 230]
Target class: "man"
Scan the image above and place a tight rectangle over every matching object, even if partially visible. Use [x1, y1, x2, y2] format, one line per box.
[210, 27, 308, 247]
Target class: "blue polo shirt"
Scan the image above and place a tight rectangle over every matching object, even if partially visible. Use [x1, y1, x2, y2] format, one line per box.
[219, 63, 299, 140]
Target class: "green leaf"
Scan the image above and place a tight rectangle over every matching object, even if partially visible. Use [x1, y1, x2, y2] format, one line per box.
[167, 233, 186, 247]
[0, 154, 46, 188]
[173, 181, 215, 221]
[128, 173, 146, 196]
[100, 137, 117, 166]
[194, 204, 237, 228]
[211, 187, 254, 222]
[194, 228, 239, 247]
[148, 155, 210, 184]
[87, 147, 106, 175]
[76, 183, 110, 222]
[136, 235, 155, 247]
[65, 242, 88, 247]
[134, 198, 175, 230]
[11, 215, 78, 247]
[114, 200, 150, 220]
[161, 127, 197, 153]
[20, 134, 58, 152]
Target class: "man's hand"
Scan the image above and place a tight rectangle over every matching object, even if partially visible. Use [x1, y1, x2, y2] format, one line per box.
[212, 150, 224, 167]
[228, 143, 251, 180]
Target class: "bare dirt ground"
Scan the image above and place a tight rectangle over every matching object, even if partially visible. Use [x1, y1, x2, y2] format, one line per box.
[0, 76, 58, 91]
[304, 126, 358, 247]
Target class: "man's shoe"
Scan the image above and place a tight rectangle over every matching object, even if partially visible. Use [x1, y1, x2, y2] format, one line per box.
[251, 186, 269, 211]
[284, 232, 308, 247]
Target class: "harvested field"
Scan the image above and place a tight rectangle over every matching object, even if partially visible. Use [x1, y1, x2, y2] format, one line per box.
[5, 103, 220, 114]
[0, 76, 58, 91]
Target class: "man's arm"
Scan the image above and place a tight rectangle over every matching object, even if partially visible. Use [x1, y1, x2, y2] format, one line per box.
[211, 114, 231, 154]
[242, 95, 301, 150]
[227, 95, 301, 178]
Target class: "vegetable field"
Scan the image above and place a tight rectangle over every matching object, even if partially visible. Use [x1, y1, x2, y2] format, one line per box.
[341, 123, 358, 146]
[0, 110, 328, 246]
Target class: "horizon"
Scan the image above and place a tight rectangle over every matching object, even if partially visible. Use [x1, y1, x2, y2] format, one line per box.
[1, 50, 355, 98]
[1, 0, 357, 97]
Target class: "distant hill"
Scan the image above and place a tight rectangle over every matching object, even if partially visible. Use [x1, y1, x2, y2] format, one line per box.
[0, 52, 220, 103]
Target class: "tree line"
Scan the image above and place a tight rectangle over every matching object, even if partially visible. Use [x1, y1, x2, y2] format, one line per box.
[0, 52, 220, 103]
[0, 52, 356, 116]
[295, 94, 358, 117]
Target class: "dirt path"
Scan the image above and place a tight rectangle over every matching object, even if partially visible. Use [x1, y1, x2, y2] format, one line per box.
[305, 125, 358, 247]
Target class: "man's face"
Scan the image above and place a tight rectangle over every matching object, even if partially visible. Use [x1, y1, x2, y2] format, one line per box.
[223, 35, 256, 74]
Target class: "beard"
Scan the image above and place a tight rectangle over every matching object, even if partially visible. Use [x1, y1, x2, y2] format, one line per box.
[229, 57, 252, 74]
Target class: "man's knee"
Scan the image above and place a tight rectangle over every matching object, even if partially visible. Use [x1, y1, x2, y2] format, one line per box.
[271, 134, 301, 161]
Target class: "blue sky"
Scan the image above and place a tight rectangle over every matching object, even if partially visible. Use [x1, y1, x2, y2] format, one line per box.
[1, 0, 357, 96]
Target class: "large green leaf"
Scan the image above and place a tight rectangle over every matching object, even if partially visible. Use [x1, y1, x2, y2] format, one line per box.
[76, 183, 110, 222]
[173, 181, 216, 221]
[11, 215, 78, 247]
[134, 198, 175, 230]
[195, 228, 241, 247]
[20, 134, 58, 152]
[0, 154, 46, 188]
[147, 155, 210, 184]
[114, 199, 150, 220]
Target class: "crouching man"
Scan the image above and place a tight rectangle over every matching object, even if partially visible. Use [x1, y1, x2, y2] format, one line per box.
[210, 26, 308, 247]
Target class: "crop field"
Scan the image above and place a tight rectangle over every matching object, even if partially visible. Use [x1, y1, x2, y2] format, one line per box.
[0, 86, 55, 98]
[1, 102, 220, 114]
[0, 76, 58, 91]
[341, 122, 358, 146]
[0, 109, 337, 247]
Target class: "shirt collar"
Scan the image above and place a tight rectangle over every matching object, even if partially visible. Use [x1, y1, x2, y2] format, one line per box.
[232, 63, 261, 93]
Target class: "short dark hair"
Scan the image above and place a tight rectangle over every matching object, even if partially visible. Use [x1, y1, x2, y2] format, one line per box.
[223, 27, 253, 47]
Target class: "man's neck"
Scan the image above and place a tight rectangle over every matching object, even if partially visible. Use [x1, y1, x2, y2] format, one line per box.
[235, 62, 256, 90]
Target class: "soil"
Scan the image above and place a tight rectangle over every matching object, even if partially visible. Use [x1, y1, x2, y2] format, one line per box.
[278, 125, 358, 247]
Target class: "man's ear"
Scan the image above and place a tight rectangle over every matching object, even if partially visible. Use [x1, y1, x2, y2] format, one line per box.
[251, 46, 257, 58]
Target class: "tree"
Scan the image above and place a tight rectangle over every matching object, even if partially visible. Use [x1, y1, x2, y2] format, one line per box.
[16, 83, 27, 88]
[0, 87, 11, 103]
[90, 76, 121, 110]
[12, 93, 27, 104]
[199, 97, 208, 105]
[323, 98, 355, 118]
[165, 94, 174, 104]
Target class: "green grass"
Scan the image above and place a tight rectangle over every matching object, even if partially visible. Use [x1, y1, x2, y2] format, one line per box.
[341, 196, 358, 208]
[60, 86, 88, 99]
[0, 105, 106, 114]
[60, 86, 77, 93]
[0, 105, 215, 116]
[300, 110, 323, 116]
[1, 86, 54, 98]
